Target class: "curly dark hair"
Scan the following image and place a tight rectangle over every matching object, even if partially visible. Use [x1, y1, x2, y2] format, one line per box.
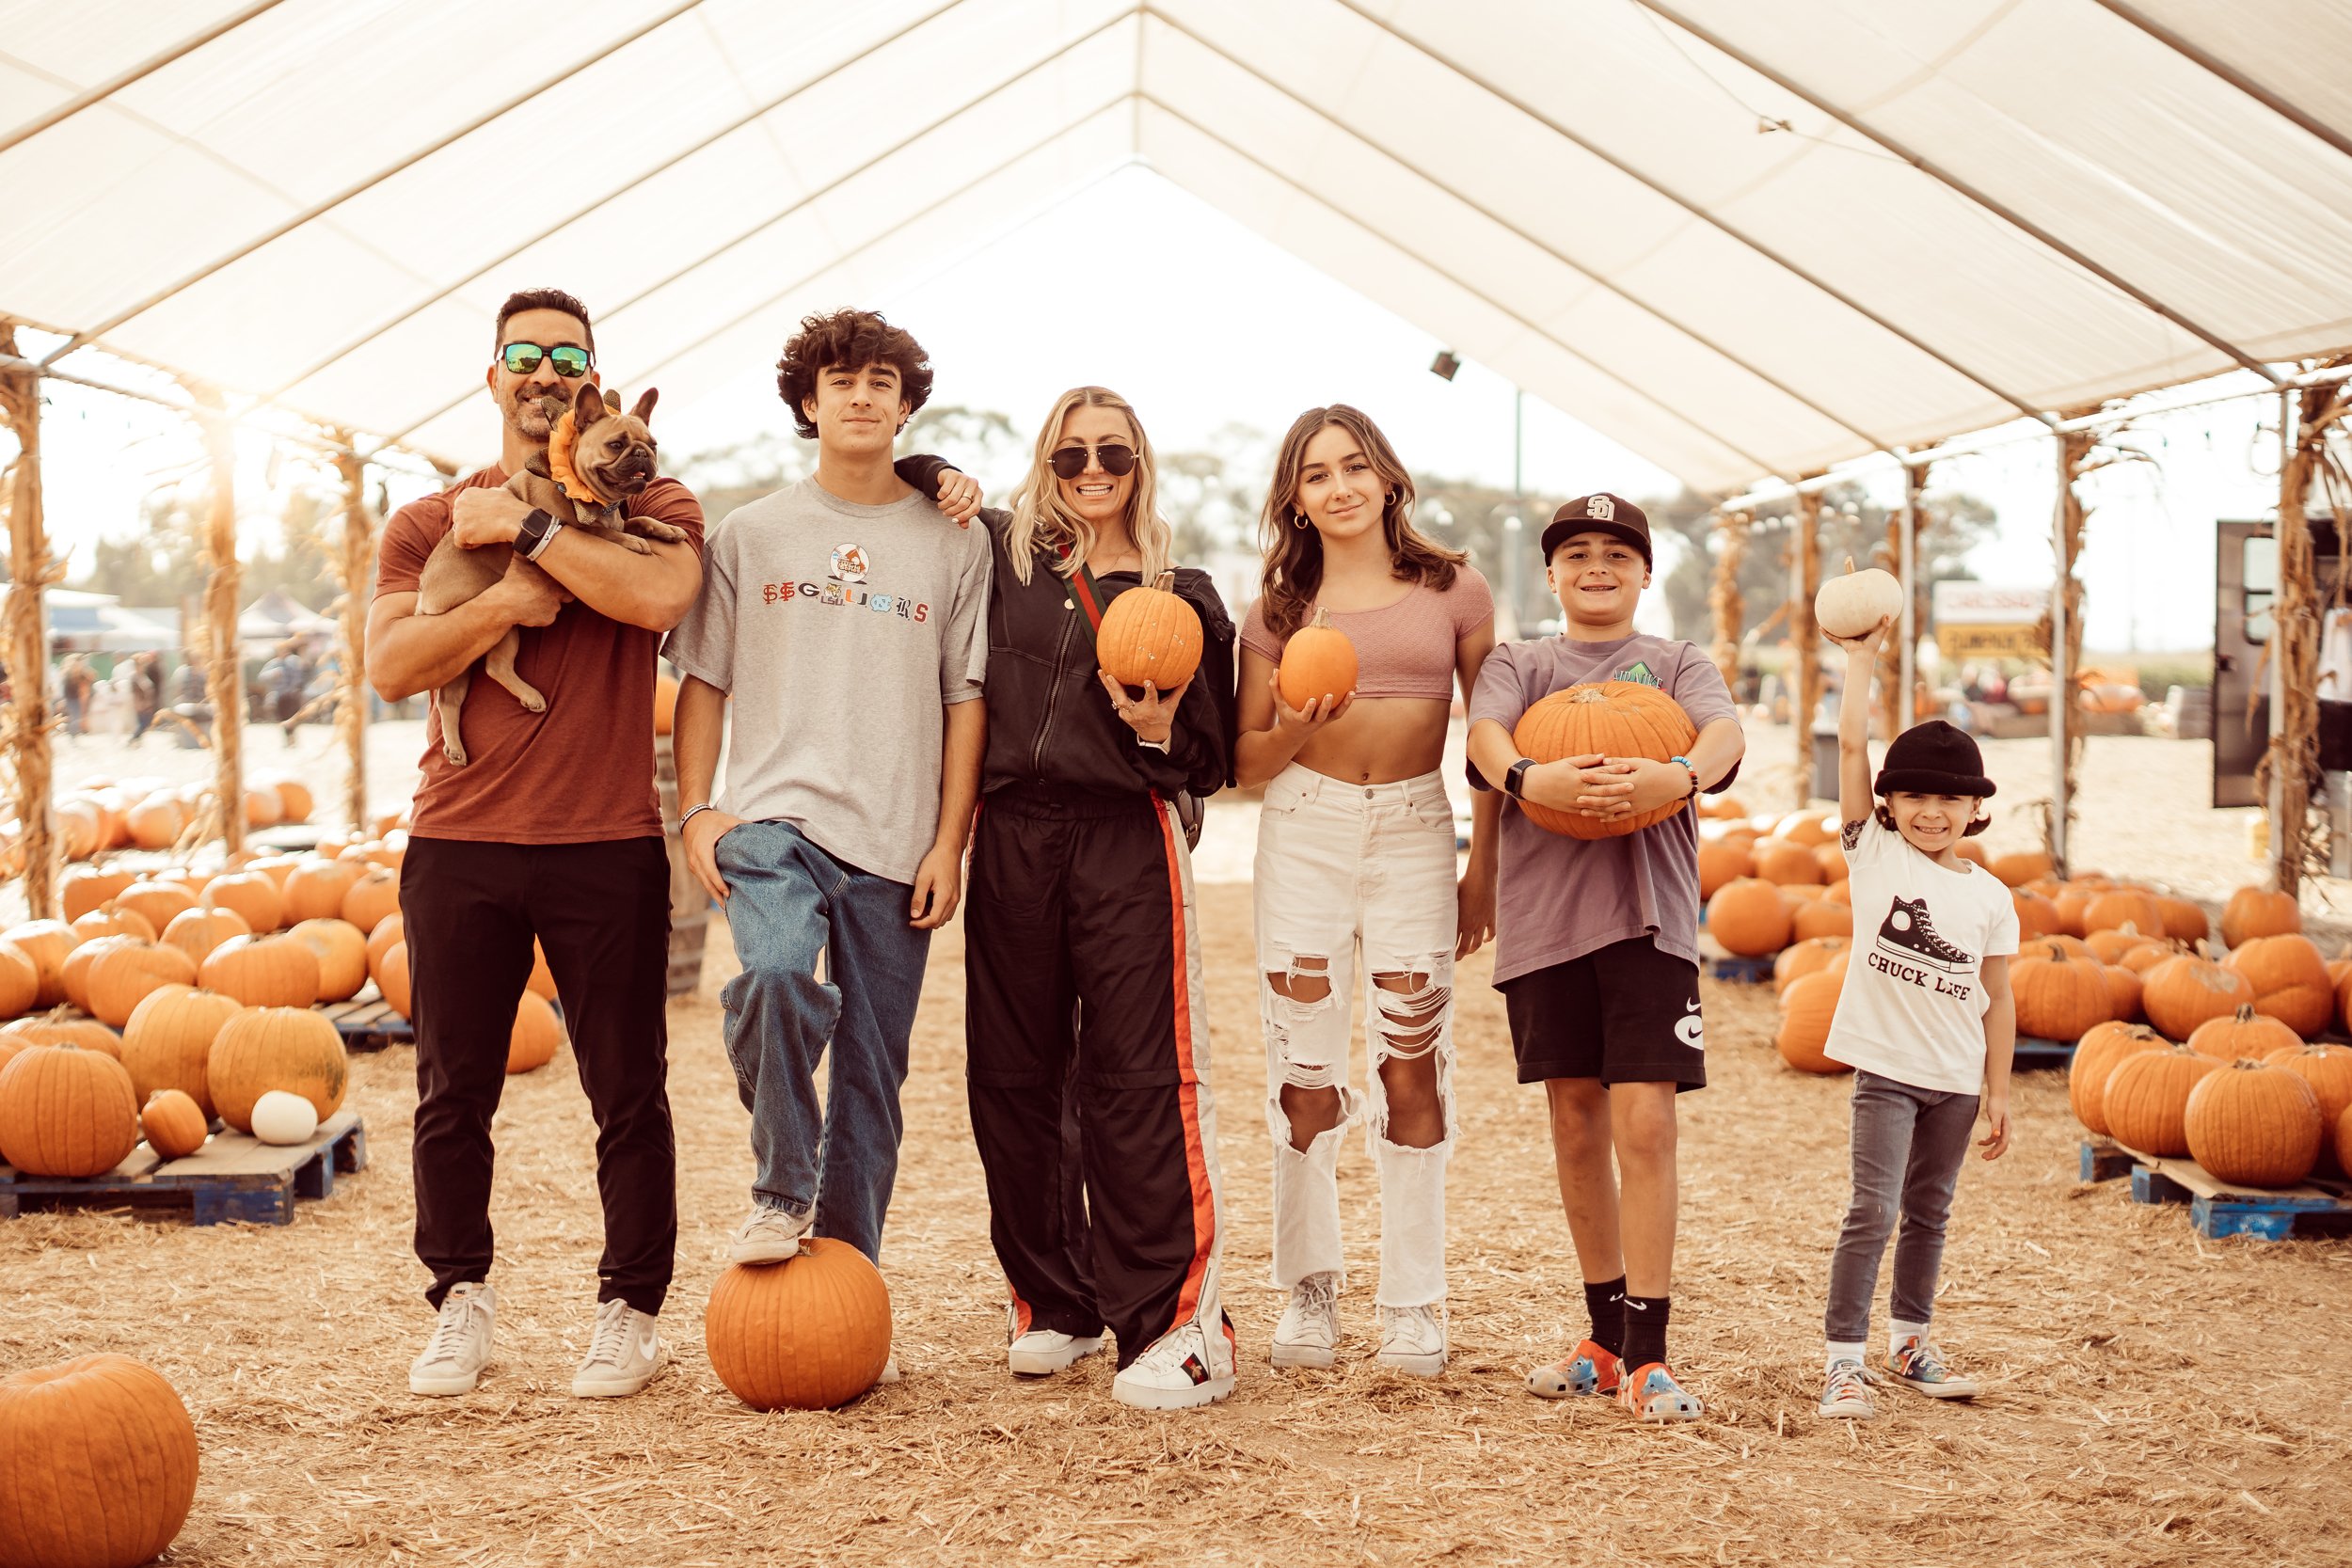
[494, 288, 594, 355]
[774, 309, 933, 440]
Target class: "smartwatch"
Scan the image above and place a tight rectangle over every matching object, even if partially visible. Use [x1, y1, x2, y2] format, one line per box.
[514, 507, 560, 560]
[1504, 757, 1537, 800]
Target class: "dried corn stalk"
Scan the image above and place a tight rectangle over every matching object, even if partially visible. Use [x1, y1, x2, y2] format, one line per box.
[2261, 364, 2352, 895]
[1791, 489, 1822, 808]
[190, 381, 245, 856]
[1708, 508, 1747, 692]
[331, 438, 375, 832]
[0, 321, 59, 917]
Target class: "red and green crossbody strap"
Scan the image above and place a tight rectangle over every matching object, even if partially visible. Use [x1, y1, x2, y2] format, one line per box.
[1067, 551, 1109, 636]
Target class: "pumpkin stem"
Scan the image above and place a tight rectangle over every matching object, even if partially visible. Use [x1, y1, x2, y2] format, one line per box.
[2233, 1004, 2256, 1022]
[1842, 556, 1855, 574]
[1152, 569, 1177, 593]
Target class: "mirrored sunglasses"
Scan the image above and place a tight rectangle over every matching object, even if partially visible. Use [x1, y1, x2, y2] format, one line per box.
[1049, 442, 1136, 481]
[501, 342, 593, 378]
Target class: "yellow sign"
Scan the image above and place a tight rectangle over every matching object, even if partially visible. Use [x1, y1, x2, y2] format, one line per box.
[1937, 624, 2042, 660]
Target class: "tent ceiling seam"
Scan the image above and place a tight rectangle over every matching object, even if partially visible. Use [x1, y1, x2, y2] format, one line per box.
[0, 0, 290, 158]
[1316, 0, 2053, 424]
[1628, 0, 2286, 387]
[2088, 0, 2352, 163]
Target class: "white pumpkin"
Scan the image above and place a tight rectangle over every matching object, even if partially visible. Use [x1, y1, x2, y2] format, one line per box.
[1815, 558, 1905, 639]
[249, 1088, 320, 1146]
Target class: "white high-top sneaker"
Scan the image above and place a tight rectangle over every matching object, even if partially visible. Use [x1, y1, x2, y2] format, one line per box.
[1269, 1273, 1340, 1370]
[1112, 1318, 1236, 1411]
[1007, 1304, 1104, 1376]
[1375, 1304, 1447, 1377]
[729, 1202, 814, 1265]
[409, 1281, 496, 1397]
[572, 1297, 664, 1398]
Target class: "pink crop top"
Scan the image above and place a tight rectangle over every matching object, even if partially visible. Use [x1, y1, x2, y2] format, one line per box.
[1239, 567, 1494, 701]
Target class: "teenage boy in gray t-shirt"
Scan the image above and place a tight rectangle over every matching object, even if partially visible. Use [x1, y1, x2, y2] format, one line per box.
[666, 310, 991, 1319]
[1465, 494, 1745, 1424]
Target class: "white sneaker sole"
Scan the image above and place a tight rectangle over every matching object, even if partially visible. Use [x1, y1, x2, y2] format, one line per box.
[1112, 1371, 1235, 1411]
[409, 1363, 486, 1397]
[1819, 1400, 1876, 1419]
[1375, 1346, 1446, 1378]
[573, 1350, 663, 1398]
[730, 1237, 809, 1266]
[1009, 1337, 1103, 1376]
[1269, 1339, 1336, 1370]
[1892, 1377, 1978, 1400]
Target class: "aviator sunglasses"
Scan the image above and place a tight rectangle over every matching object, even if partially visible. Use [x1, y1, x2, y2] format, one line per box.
[1049, 442, 1136, 480]
[500, 342, 593, 378]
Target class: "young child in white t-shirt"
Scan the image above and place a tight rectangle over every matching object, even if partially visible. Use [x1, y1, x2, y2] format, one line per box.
[1816, 617, 2017, 1420]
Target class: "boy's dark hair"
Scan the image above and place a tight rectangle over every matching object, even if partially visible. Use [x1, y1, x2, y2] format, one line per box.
[495, 289, 595, 355]
[1875, 801, 1993, 837]
[775, 309, 933, 439]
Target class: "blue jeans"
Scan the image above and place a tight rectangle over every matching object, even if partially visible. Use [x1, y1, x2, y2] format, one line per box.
[715, 820, 931, 1261]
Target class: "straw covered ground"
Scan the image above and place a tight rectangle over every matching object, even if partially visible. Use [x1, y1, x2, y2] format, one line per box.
[6, 875, 2349, 1567]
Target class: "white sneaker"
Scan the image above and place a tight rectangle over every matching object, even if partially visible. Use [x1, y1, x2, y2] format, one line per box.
[876, 1355, 901, 1386]
[1270, 1273, 1339, 1370]
[729, 1202, 813, 1265]
[409, 1281, 495, 1397]
[572, 1298, 664, 1398]
[1375, 1304, 1447, 1377]
[1008, 1304, 1104, 1376]
[1112, 1319, 1236, 1411]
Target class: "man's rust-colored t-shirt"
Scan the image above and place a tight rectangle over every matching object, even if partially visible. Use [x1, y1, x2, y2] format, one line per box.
[373, 467, 706, 844]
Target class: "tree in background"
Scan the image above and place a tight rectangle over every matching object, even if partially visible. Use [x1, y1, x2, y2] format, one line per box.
[70, 481, 340, 608]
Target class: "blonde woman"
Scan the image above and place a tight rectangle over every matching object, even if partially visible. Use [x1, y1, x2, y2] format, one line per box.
[1234, 404, 1497, 1377]
[944, 388, 1239, 1410]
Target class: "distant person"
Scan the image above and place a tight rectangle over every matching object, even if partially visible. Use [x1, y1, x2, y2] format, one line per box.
[127, 651, 161, 741]
[60, 655, 93, 736]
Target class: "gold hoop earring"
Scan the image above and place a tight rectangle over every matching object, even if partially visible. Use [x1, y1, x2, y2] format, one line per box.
[1293, 513, 1309, 530]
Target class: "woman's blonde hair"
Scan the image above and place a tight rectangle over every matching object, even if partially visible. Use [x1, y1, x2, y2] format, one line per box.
[1005, 386, 1171, 585]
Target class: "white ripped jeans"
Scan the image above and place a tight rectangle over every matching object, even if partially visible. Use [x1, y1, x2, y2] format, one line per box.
[1253, 763, 1458, 1307]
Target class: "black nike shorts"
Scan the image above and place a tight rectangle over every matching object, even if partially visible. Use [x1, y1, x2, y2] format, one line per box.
[1499, 935, 1707, 1092]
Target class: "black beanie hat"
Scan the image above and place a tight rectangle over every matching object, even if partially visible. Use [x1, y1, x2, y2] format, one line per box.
[1874, 719, 1995, 799]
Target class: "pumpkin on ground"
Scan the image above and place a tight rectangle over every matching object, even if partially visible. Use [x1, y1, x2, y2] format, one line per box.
[1775, 969, 1851, 1074]
[2120, 939, 2177, 974]
[59, 868, 138, 922]
[705, 1239, 893, 1410]
[2, 1010, 123, 1059]
[272, 778, 314, 824]
[2104, 964, 2143, 1022]
[2222, 934, 2333, 1037]
[1810, 843, 1844, 883]
[246, 854, 303, 889]
[366, 913, 405, 982]
[528, 939, 558, 1001]
[1792, 900, 1851, 942]
[2261, 1042, 2352, 1134]
[63, 935, 140, 1015]
[2010, 942, 2116, 1042]
[206, 1006, 348, 1132]
[2155, 896, 2209, 942]
[1275, 606, 1359, 711]
[0, 1354, 199, 1568]
[2338, 1102, 2352, 1181]
[282, 858, 366, 926]
[2, 920, 77, 1008]
[2186, 1004, 2300, 1062]
[2070, 1023, 2167, 1136]
[1752, 839, 1823, 886]
[1772, 812, 1838, 847]
[2082, 890, 2163, 938]
[1697, 840, 1750, 901]
[1098, 570, 1204, 690]
[120, 986, 243, 1117]
[1990, 851, 2055, 888]
[162, 905, 250, 967]
[125, 793, 188, 849]
[1708, 879, 1792, 958]
[2012, 892, 2063, 941]
[2104, 1044, 2224, 1156]
[289, 918, 369, 1003]
[509, 992, 564, 1073]
[201, 870, 284, 934]
[1774, 937, 1848, 996]
[0, 941, 38, 1019]
[199, 933, 321, 1009]
[86, 941, 199, 1030]
[1512, 682, 1698, 840]
[140, 1089, 208, 1159]
[2140, 953, 2254, 1040]
[71, 905, 155, 947]
[1813, 559, 1903, 639]
[2086, 926, 2159, 966]
[113, 879, 196, 935]
[378, 942, 412, 1020]
[2184, 1059, 2323, 1188]
[341, 867, 402, 935]
[0, 1044, 138, 1177]
[2220, 886, 2299, 949]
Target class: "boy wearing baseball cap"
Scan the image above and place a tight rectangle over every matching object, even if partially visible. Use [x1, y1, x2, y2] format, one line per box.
[1465, 493, 1747, 1422]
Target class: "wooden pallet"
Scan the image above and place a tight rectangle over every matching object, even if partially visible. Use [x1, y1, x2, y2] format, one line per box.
[322, 992, 411, 1052]
[1708, 954, 1775, 985]
[2012, 1036, 2074, 1070]
[0, 1112, 367, 1226]
[2082, 1138, 2352, 1240]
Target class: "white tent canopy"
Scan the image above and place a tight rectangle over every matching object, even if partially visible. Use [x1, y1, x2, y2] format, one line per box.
[6, 0, 2352, 491]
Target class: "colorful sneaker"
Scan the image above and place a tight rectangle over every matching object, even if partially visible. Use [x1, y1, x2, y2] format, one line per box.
[1007, 1302, 1104, 1376]
[1616, 1361, 1704, 1423]
[1885, 1337, 1979, 1399]
[408, 1281, 495, 1397]
[1525, 1338, 1622, 1400]
[1375, 1304, 1447, 1377]
[1112, 1317, 1236, 1411]
[1270, 1273, 1340, 1370]
[1818, 1358, 1876, 1419]
[571, 1298, 663, 1398]
[729, 1203, 813, 1265]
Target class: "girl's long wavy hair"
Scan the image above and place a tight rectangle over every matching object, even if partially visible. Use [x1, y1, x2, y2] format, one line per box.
[1005, 387, 1171, 585]
[1256, 404, 1463, 637]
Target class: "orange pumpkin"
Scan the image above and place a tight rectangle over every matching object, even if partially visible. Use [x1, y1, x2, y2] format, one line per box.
[2338, 1102, 2352, 1180]
[1773, 936, 1848, 996]
[113, 879, 197, 935]
[0, 941, 37, 1020]
[2262, 1042, 2352, 1133]
[86, 941, 199, 1030]
[2050, 887, 2100, 939]
[1775, 968, 1850, 1074]
[2186, 1003, 2300, 1062]
[202, 870, 283, 933]
[341, 867, 401, 936]
[125, 793, 188, 849]
[1, 1009, 124, 1060]
[0, 1354, 199, 1568]
[1708, 879, 1792, 958]
[2085, 926, 2155, 965]
[1772, 812, 1837, 847]
[2220, 885, 2299, 949]
[140, 1089, 209, 1159]
[1098, 570, 1203, 690]
[1954, 839, 1991, 869]
[2104, 964, 2142, 1023]
[1792, 900, 1851, 942]
[1511, 682, 1699, 840]
[2184, 1059, 2323, 1188]
[366, 914, 405, 983]
[2011, 942, 2115, 1041]
[508, 992, 564, 1074]
[2012, 892, 2063, 941]
[71, 905, 156, 946]
[1, 920, 77, 1009]
[0, 1043, 138, 1177]
[2223, 933, 2333, 1037]
[206, 1006, 348, 1132]
[63, 934, 140, 1015]
[120, 986, 243, 1117]
[246, 853, 303, 889]
[528, 939, 558, 1001]
[2104, 1043, 2224, 1156]
[1697, 840, 1749, 901]
[282, 857, 366, 926]
[199, 933, 321, 1009]
[289, 918, 369, 1003]
[705, 1240, 893, 1410]
[2081, 890, 2163, 937]
[2155, 896, 2209, 943]
[378, 942, 412, 1020]
[2120, 940, 2177, 975]
[1275, 606, 1359, 711]
[59, 867, 138, 923]
[2141, 953, 2254, 1041]
[162, 904, 251, 967]
[1989, 851, 2055, 888]
[2070, 1023, 2167, 1136]
[272, 778, 314, 824]
[1752, 839, 1823, 886]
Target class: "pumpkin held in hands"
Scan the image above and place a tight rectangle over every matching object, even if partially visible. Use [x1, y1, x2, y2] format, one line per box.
[1511, 681, 1700, 839]
[1277, 607, 1359, 710]
[1813, 558, 1904, 640]
[1097, 570, 1202, 690]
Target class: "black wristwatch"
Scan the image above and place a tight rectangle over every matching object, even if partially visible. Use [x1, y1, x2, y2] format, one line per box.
[1504, 757, 1538, 800]
[513, 507, 559, 559]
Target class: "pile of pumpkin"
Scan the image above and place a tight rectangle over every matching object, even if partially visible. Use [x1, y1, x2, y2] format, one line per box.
[0, 837, 565, 1179]
[0, 771, 319, 874]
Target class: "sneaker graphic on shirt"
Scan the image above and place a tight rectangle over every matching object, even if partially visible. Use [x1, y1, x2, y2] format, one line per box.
[1875, 895, 1976, 974]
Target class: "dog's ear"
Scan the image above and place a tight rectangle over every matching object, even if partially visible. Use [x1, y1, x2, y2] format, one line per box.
[571, 380, 607, 430]
[628, 387, 658, 425]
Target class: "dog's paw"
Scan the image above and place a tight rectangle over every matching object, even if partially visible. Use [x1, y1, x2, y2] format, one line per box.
[519, 693, 547, 713]
[617, 534, 656, 556]
[441, 745, 469, 768]
[636, 521, 690, 544]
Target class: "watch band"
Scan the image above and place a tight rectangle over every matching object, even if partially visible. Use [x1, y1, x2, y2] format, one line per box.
[677, 802, 716, 833]
[1136, 735, 1171, 753]
[1504, 757, 1537, 800]
[514, 507, 557, 559]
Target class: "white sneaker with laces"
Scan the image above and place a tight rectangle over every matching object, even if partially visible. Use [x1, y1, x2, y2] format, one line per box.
[1008, 1304, 1104, 1376]
[1819, 1358, 1876, 1419]
[1270, 1273, 1340, 1370]
[1375, 1304, 1447, 1377]
[1112, 1319, 1235, 1410]
[409, 1281, 496, 1397]
[572, 1298, 664, 1398]
[729, 1203, 814, 1265]
[876, 1354, 901, 1386]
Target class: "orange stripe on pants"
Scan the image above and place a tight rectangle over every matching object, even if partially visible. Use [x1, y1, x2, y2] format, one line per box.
[1154, 795, 1219, 1333]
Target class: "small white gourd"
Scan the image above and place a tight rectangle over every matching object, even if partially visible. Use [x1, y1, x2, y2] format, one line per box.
[1814, 556, 1904, 639]
[249, 1088, 319, 1146]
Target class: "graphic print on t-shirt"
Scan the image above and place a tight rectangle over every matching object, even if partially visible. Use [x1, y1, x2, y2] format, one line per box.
[1613, 660, 1660, 687]
[1871, 895, 1979, 992]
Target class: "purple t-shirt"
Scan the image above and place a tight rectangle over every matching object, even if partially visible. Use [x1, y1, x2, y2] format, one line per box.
[1469, 634, 1739, 985]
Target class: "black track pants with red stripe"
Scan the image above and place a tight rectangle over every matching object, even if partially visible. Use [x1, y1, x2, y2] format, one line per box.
[963, 786, 1225, 1370]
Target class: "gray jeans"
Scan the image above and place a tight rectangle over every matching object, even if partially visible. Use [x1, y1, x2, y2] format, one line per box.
[1825, 1069, 1979, 1343]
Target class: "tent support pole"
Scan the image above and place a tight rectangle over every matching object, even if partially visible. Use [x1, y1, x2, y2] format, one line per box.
[332, 436, 373, 834]
[2271, 385, 2304, 895]
[0, 322, 58, 918]
[1793, 487, 1822, 806]
[1899, 462, 1921, 734]
[2049, 430, 2094, 879]
[193, 384, 246, 858]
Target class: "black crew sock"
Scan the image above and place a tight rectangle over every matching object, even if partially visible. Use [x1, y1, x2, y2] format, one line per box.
[1620, 1293, 1671, 1371]
[1582, 1275, 1628, 1359]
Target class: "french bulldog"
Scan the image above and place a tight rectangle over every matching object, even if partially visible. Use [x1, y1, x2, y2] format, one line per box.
[415, 380, 686, 766]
